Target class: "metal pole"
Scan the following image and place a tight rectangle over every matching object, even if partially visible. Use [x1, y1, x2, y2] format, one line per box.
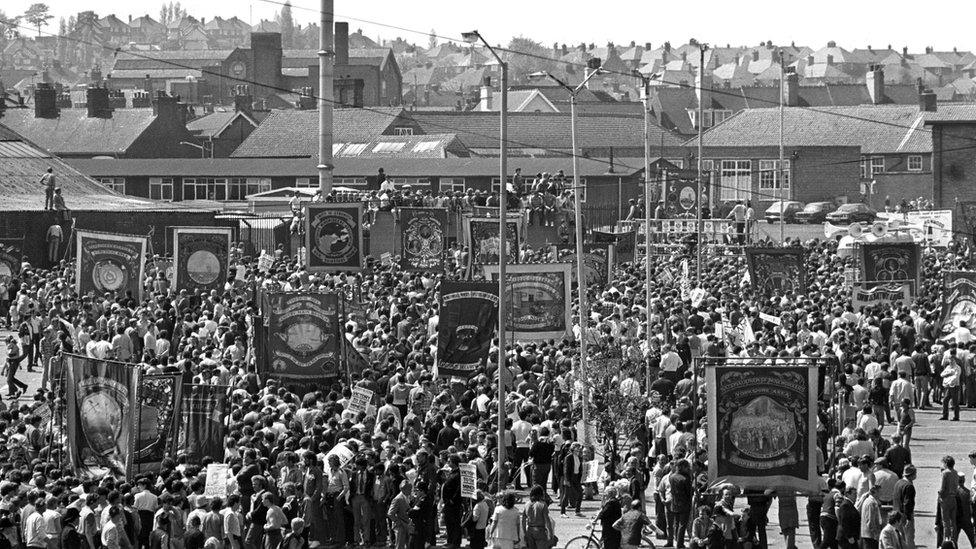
[317, 0, 334, 198]
[497, 59, 508, 490]
[696, 44, 706, 284]
[779, 49, 786, 243]
[643, 78, 654, 393]
[571, 94, 591, 445]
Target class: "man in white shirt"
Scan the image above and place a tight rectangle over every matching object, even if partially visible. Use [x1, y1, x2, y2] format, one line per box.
[23, 497, 46, 549]
[888, 371, 915, 419]
[511, 415, 533, 490]
[953, 321, 974, 344]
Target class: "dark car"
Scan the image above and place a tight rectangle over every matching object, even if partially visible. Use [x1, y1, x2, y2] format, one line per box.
[825, 203, 877, 224]
[763, 201, 803, 223]
[795, 201, 834, 224]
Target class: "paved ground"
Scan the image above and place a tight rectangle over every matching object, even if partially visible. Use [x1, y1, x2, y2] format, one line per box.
[2, 325, 967, 548]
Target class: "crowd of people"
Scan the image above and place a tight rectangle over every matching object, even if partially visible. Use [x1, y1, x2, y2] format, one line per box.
[0, 186, 975, 549]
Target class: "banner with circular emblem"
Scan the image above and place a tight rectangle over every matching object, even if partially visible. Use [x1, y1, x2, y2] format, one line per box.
[399, 207, 447, 272]
[172, 227, 233, 293]
[75, 229, 147, 301]
[304, 203, 364, 272]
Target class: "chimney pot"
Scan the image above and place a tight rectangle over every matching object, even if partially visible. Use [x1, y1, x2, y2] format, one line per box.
[85, 86, 112, 118]
[827, 40, 836, 48]
[826, 54, 834, 66]
[867, 66, 885, 104]
[784, 72, 799, 106]
[33, 82, 58, 119]
[335, 22, 349, 66]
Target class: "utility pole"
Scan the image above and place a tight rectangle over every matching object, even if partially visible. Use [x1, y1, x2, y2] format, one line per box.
[641, 75, 654, 393]
[696, 43, 707, 284]
[317, 0, 334, 198]
[779, 48, 786, 244]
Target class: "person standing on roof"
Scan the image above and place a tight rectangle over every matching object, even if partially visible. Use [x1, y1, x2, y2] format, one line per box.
[40, 168, 56, 210]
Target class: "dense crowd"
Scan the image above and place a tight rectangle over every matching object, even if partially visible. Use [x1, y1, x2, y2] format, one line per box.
[0, 187, 975, 549]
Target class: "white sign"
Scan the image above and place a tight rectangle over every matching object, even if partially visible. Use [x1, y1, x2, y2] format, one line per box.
[204, 464, 229, 498]
[758, 312, 782, 325]
[460, 463, 477, 498]
[349, 387, 374, 414]
[877, 210, 953, 247]
[582, 460, 601, 484]
[257, 251, 274, 273]
[325, 443, 356, 468]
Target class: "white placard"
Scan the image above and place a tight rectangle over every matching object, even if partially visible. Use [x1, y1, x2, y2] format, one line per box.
[204, 464, 229, 498]
[349, 387, 374, 414]
[325, 443, 356, 468]
[758, 312, 782, 325]
[460, 463, 477, 498]
[582, 460, 601, 484]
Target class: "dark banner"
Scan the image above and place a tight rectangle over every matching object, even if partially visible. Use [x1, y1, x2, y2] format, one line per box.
[593, 229, 636, 263]
[483, 263, 572, 341]
[400, 208, 448, 272]
[436, 281, 498, 378]
[173, 227, 232, 293]
[75, 230, 147, 301]
[664, 176, 706, 219]
[305, 203, 364, 271]
[745, 247, 806, 295]
[852, 282, 912, 310]
[129, 374, 182, 477]
[180, 384, 228, 464]
[960, 201, 976, 234]
[64, 354, 139, 478]
[464, 215, 520, 267]
[264, 292, 340, 379]
[558, 244, 609, 287]
[860, 242, 921, 294]
[943, 272, 976, 333]
[0, 237, 23, 284]
[706, 364, 818, 492]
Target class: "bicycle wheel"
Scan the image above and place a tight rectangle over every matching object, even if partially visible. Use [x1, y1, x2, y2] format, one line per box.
[640, 534, 656, 549]
[563, 534, 600, 549]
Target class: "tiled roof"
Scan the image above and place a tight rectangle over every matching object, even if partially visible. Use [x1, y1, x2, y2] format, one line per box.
[282, 48, 390, 69]
[110, 50, 233, 71]
[685, 105, 946, 154]
[185, 111, 256, 138]
[0, 108, 159, 156]
[231, 107, 409, 157]
[109, 68, 204, 79]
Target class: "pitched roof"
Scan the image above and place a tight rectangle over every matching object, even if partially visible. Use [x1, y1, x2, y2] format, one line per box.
[0, 108, 159, 156]
[231, 107, 410, 157]
[185, 111, 257, 138]
[686, 104, 944, 154]
[110, 49, 233, 71]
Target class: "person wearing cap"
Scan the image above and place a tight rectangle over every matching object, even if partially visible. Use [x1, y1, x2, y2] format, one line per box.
[940, 455, 960, 542]
[892, 464, 916, 549]
[59, 507, 82, 549]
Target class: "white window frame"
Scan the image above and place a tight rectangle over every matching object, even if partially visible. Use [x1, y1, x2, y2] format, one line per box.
[295, 177, 313, 188]
[758, 159, 791, 199]
[907, 155, 923, 172]
[342, 143, 368, 156]
[387, 177, 431, 187]
[412, 141, 439, 153]
[149, 177, 173, 201]
[372, 142, 405, 153]
[870, 156, 885, 175]
[861, 158, 869, 179]
[439, 177, 466, 193]
[393, 127, 414, 136]
[719, 160, 752, 202]
[490, 177, 514, 193]
[97, 177, 126, 194]
[245, 177, 272, 196]
[335, 177, 368, 186]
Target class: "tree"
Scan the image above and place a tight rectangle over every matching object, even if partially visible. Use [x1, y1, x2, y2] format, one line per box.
[23, 3, 53, 37]
[0, 10, 22, 42]
[56, 17, 66, 60]
[428, 29, 437, 50]
[276, 1, 294, 48]
[159, 3, 169, 26]
[506, 36, 558, 85]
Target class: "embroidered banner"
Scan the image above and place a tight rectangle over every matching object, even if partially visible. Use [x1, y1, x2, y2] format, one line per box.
[706, 362, 818, 492]
[0, 237, 23, 285]
[744, 247, 806, 295]
[400, 207, 448, 272]
[263, 292, 341, 379]
[180, 384, 229, 464]
[942, 271, 976, 333]
[128, 373, 183, 477]
[482, 263, 572, 342]
[860, 242, 921, 295]
[75, 230, 147, 301]
[852, 282, 912, 310]
[172, 227, 232, 293]
[463, 215, 521, 267]
[305, 203, 364, 271]
[557, 244, 609, 287]
[436, 281, 498, 378]
[64, 354, 140, 478]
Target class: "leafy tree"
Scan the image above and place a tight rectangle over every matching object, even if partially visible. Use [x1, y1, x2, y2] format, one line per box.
[276, 1, 294, 48]
[23, 3, 53, 37]
[428, 29, 437, 50]
[0, 11, 22, 42]
[159, 3, 170, 26]
[56, 16, 67, 60]
[506, 36, 558, 84]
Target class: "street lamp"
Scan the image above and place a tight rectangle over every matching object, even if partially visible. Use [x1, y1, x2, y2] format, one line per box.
[528, 60, 603, 447]
[633, 69, 660, 394]
[463, 29, 509, 490]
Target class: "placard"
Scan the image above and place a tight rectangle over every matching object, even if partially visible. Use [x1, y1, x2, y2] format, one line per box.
[349, 387, 374, 414]
[460, 463, 477, 498]
[204, 463, 229, 498]
[582, 460, 601, 484]
[325, 442, 355, 468]
[758, 312, 782, 325]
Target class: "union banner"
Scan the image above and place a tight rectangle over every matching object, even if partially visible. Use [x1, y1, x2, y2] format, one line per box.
[943, 271, 976, 333]
[400, 208, 447, 272]
[463, 215, 520, 268]
[482, 263, 572, 341]
[75, 230, 147, 301]
[860, 242, 921, 295]
[172, 227, 232, 293]
[744, 247, 806, 295]
[852, 282, 912, 310]
[706, 361, 818, 492]
[64, 354, 140, 478]
[263, 292, 341, 379]
[436, 281, 498, 378]
[128, 374, 183, 477]
[180, 384, 229, 464]
[305, 203, 364, 271]
[557, 244, 609, 287]
[0, 237, 23, 285]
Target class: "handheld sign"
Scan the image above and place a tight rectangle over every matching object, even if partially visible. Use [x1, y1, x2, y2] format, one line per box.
[582, 460, 601, 484]
[349, 387, 374, 414]
[204, 464, 229, 498]
[460, 463, 477, 498]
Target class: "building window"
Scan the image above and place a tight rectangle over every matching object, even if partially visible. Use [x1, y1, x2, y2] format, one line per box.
[578, 177, 587, 202]
[439, 177, 465, 193]
[342, 143, 368, 156]
[245, 178, 272, 196]
[96, 177, 126, 194]
[870, 156, 885, 175]
[758, 159, 791, 198]
[295, 177, 313, 188]
[372, 142, 406, 153]
[335, 177, 367, 186]
[860, 159, 869, 179]
[907, 155, 923, 172]
[393, 127, 414, 136]
[387, 177, 430, 187]
[490, 177, 514, 193]
[412, 141, 439, 153]
[149, 177, 173, 201]
[182, 177, 233, 201]
[719, 160, 751, 202]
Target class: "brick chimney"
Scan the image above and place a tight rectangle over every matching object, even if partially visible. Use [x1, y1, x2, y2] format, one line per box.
[826, 54, 834, 66]
[233, 84, 253, 116]
[479, 76, 492, 111]
[919, 87, 937, 112]
[695, 71, 712, 109]
[806, 55, 814, 66]
[34, 82, 58, 118]
[152, 90, 179, 119]
[784, 71, 799, 107]
[250, 32, 283, 95]
[131, 90, 151, 108]
[335, 22, 349, 66]
[86, 85, 112, 118]
[866, 65, 885, 104]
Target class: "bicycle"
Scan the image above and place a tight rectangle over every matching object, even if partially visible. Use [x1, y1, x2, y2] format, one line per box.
[562, 520, 662, 549]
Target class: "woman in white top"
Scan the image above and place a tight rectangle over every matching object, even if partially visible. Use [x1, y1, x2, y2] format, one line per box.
[487, 492, 522, 549]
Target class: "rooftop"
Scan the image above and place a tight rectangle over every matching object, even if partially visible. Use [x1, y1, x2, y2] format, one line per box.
[0, 108, 160, 156]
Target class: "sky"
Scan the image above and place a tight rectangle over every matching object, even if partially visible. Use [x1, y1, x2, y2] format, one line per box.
[3, 0, 973, 54]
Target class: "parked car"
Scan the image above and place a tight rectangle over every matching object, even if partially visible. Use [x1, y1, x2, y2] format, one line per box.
[795, 201, 834, 224]
[825, 203, 877, 224]
[764, 201, 804, 223]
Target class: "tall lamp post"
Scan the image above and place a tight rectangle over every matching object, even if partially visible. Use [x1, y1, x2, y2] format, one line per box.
[634, 70, 660, 393]
[529, 60, 603, 446]
[463, 30, 508, 489]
